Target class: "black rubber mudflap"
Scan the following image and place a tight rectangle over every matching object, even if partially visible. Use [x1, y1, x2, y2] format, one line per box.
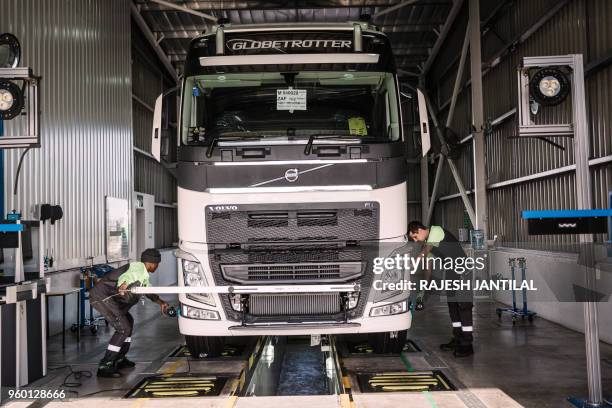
[357, 370, 455, 393]
[126, 374, 227, 398]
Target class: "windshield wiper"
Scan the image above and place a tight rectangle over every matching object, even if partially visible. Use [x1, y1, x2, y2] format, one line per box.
[303, 134, 359, 156]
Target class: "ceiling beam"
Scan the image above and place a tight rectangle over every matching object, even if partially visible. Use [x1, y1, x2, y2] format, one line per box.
[137, 0, 451, 12]
[131, 3, 179, 83]
[372, 0, 422, 18]
[151, 23, 444, 38]
[421, 0, 463, 75]
[148, 0, 217, 23]
[151, 30, 203, 39]
[380, 23, 447, 33]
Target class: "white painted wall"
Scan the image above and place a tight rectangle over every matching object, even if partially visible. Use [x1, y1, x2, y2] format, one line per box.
[1, 0, 133, 271]
[490, 248, 612, 345]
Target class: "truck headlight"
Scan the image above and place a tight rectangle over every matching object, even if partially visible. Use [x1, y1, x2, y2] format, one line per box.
[180, 257, 216, 307]
[370, 300, 407, 317]
[182, 304, 219, 320]
[382, 268, 402, 286]
[373, 267, 405, 302]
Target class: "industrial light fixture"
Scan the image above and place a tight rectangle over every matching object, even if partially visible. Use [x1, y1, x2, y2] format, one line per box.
[529, 67, 570, 106]
[0, 33, 21, 68]
[0, 79, 24, 120]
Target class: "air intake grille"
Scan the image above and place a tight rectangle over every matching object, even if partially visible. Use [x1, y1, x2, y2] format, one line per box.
[221, 262, 363, 283]
[205, 203, 379, 243]
[249, 293, 341, 316]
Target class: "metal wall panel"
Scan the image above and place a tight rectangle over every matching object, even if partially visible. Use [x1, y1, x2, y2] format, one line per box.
[1, 0, 133, 269]
[155, 206, 178, 248]
[131, 25, 178, 248]
[133, 154, 176, 203]
[428, 0, 612, 245]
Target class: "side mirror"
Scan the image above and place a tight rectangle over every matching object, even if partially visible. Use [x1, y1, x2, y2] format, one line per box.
[151, 93, 163, 162]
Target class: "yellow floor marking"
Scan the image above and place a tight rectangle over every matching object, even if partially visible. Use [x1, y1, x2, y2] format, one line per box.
[129, 397, 150, 408]
[150, 391, 200, 397]
[369, 381, 438, 386]
[224, 395, 239, 408]
[436, 374, 451, 390]
[144, 387, 213, 392]
[339, 393, 352, 408]
[342, 376, 352, 389]
[150, 377, 216, 385]
[382, 385, 429, 391]
[155, 359, 186, 376]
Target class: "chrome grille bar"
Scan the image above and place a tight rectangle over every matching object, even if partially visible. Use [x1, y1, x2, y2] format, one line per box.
[249, 293, 341, 316]
[222, 261, 364, 283]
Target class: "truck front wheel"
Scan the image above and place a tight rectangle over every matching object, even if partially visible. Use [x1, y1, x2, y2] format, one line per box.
[185, 335, 225, 358]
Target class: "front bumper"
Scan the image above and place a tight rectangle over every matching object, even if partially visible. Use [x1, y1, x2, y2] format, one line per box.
[178, 309, 412, 336]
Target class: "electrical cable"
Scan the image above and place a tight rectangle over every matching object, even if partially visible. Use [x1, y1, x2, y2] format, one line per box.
[48, 365, 132, 398]
[13, 146, 31, 196]
[76, 388, 133, 398]
[47, 365, 91, 397]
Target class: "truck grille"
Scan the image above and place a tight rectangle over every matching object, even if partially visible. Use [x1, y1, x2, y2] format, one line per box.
[249, 293, 341, 316]
[221, 262, 363, 283]
[205, 203, 379, 243]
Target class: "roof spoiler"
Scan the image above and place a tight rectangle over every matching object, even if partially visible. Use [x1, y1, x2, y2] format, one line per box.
[208, 21, 377, 55]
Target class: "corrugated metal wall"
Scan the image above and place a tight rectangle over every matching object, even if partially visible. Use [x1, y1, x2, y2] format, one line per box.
[131, 25, 178, 248]
[428, 0, 612, 246]
[1, 0, 133, 269]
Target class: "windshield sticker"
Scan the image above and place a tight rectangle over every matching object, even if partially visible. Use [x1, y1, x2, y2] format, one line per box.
[277, 89, 307, 112]
[349, 117, 368, 136]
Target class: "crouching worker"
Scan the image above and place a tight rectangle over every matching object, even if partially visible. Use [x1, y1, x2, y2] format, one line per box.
[408, 221, 474, 357]
[89, 248, 169, 377]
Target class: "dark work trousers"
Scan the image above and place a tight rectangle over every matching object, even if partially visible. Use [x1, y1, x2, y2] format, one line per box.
[446, 284, 474, 347]
[90, 295, 135, 361]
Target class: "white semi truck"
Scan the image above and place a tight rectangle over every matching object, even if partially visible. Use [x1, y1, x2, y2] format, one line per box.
[148, 21, 411, 357]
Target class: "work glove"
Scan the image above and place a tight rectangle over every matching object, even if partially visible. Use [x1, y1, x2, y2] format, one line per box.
[415, 290, 425, 311]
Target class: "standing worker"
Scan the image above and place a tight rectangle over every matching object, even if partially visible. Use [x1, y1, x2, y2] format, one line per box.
[89, 248, 169, 377]
[408, 221, 474, 357]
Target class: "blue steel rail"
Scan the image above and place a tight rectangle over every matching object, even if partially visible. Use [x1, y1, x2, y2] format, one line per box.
[522, 209, 612, 219]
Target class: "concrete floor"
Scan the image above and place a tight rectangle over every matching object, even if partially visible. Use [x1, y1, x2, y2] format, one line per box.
[5, 295, 612, 408]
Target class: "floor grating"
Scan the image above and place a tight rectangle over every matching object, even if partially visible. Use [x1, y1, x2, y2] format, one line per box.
[126, 373, 227, 398]
[356, 370, 456, 393]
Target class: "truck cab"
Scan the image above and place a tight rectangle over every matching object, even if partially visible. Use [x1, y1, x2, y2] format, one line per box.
[151, 21, 411, 357]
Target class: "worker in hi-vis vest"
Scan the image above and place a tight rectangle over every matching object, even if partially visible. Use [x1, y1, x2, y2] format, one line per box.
[89, 248, 169, 377]
[408, 221, 474, 357]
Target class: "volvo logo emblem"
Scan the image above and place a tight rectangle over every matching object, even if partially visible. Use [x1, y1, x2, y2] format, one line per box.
[284, 168, 299, 182]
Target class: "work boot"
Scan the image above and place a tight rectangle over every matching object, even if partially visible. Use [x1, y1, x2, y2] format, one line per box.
[116, 357, 136, 369]
[439, 338, 458, 351]
[96, 359, 122, 378]
[453, 345, 474, 358]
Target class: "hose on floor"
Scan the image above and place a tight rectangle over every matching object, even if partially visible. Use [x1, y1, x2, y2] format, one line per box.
[48, 365, 131, 397]
[49, 365, 92, 388]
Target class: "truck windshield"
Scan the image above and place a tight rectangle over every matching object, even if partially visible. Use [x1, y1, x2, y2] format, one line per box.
[181, 71, 400, 145]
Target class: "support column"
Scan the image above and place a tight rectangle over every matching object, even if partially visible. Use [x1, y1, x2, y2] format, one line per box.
[469, 0, 488, 237]
[572, 54, 603, 407]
